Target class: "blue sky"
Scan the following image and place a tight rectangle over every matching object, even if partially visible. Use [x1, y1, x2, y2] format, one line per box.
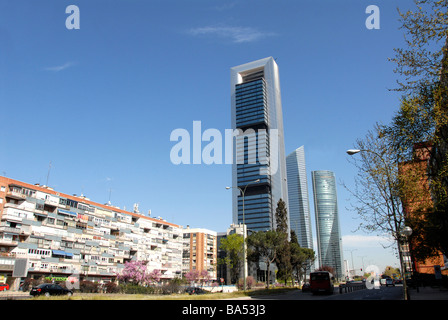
[0, 0, 417, 272]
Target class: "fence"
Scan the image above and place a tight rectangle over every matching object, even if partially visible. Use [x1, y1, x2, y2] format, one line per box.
[338, 281, 366, 294]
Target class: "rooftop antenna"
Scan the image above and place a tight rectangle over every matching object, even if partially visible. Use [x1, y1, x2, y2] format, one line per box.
[46, 161, 52, 186]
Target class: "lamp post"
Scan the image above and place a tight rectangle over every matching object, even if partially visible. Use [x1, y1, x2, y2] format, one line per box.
[346, 148, 411, 300]
[401, 226, 413, 292]
[344, 249, 357, 279]
[226, 178, 260, 291]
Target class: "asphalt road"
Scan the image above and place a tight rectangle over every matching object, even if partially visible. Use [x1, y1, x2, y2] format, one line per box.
[242, 285, 404, 300]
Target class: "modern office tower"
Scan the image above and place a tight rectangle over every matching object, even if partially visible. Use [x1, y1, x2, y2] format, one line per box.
[311, 170, 344, 279]
[182, 227, 217, 279]
[286, 146, 313, 249]
[0, 176, 183, 289]
[230, 57, 289, 233]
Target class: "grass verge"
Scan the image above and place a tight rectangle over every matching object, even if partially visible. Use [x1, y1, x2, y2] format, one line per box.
[29, 287, 298, 300]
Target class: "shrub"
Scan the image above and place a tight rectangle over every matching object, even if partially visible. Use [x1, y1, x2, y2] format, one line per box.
[162, 278, 185, 294]
[79, 280, 100, 293]
[22, 278, 39, 291]
[119, 283, 158, 294]
[104, 281, 120, 294]
[237, 276, 255, 290]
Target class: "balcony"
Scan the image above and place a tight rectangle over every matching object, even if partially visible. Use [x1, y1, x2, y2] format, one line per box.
[0, 239, 18, 246]
[6, 191, 26, 200]
[0, 226, 21, 234]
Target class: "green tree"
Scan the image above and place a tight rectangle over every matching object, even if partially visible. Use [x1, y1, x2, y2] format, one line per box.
[218, 233, 244, 284]
[247, 230, 286, 289]
[388, 0, 448, 257]
[274, 199, 292, 284]
[383, 266, 401, 278]
[290, 231, 315, 286]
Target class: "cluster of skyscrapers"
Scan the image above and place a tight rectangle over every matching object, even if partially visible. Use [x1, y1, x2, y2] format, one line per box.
[230, 57, 344, 279]
[0, 57, 344, 289]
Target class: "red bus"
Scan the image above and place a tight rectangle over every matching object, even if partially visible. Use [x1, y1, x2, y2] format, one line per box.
[310, 271, 334, 294]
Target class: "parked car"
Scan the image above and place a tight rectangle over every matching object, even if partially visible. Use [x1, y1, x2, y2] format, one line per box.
[30, 283, 73, 297]
[301, 283, 310, 292]
[385, 278, 395, 287]
[0, 283, 9, 291]
[185, 286, 206, 295]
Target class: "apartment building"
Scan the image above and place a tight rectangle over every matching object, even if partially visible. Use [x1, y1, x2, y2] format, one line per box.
[182, 227, 217, 280]
[0, 176, 183, 285]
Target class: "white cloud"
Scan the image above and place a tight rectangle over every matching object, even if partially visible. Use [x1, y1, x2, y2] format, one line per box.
[44, 62, 75, 72]
[342, 234, 394, 248]
[186, 26, 277, 43]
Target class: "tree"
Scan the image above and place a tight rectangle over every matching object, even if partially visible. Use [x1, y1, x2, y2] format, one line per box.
[289, 231, 315, 286]
[317, 265, 335, 275]
[274, 199, 292, 284]
[383, 266, 401, 278]
[345, 123, 415, 298]
[117, 261, 157, 286]
[345, 124, 408, 239]
[218, 233, 244, 284]
[388, 0, 448, 257]
[199, 269, 211, 288]
[184, 270, 200, 284]
[148, 269, 162, 285]
[247, 230, 286, 289]
[390, 0, 448, 94]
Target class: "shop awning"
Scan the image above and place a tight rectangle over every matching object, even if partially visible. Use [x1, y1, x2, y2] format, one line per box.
[52, 250, 73, 257]
[58, 209, 77, 217]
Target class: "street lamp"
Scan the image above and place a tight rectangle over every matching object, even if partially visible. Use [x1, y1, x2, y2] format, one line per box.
[226, 178, 260, 291]
[402, 226, 413, 238]
[346, 148, 411, 300]
[401, 226, 413, 293]
[346, 149, 362, 156]
[344, 249, 357, 279]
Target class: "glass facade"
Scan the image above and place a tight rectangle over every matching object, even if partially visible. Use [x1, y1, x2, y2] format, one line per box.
[230, 57, 289, 233]
[311, 170, 344, 279]
[286, 146, 313, 250]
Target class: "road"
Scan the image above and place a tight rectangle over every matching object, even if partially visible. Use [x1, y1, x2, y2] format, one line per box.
[242, 285, 404, 300]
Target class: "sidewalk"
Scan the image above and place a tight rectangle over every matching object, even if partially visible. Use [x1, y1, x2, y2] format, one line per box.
[0, 290, 30, 300]
[408, 286, 448, 300]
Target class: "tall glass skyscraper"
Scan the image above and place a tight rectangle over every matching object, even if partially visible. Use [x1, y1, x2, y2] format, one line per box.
[311, 170, 344, 279]
[286, 146, 313, 250]
[230, 57, 289, 233]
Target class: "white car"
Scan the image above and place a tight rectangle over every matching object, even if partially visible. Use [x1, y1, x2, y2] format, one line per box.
[385, 278, 395, 287]
[381, 277, 394, 286]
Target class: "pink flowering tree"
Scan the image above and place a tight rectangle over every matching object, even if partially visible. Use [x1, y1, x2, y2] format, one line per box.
[117, 261, 161, 286]
[199, 270, 211, 287]
[148, 269, 162, 285]
[184, 270, 200, 285]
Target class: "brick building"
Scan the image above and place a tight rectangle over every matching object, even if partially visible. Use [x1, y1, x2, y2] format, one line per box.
[400, 143, 448, 276]
[182, 227, 217, 280]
